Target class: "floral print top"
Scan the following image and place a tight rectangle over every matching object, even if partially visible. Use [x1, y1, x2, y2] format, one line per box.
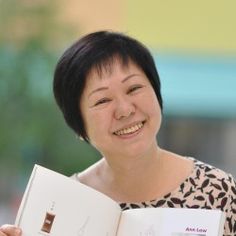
[119, 158, 236, 236]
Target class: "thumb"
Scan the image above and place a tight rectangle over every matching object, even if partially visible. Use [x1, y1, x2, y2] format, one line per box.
[0, 225, 22, 235]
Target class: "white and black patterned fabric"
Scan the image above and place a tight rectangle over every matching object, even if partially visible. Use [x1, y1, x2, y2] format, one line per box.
[119, 158, 236, 236]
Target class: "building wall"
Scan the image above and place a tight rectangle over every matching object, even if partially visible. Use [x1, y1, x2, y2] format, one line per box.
[58, 0, 236, 53]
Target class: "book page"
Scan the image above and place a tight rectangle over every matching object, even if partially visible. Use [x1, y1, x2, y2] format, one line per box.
[117, 208, 163, 235]
[117, 208, 225, 236]
[159, 208, 225, 236]
[15, 165, 121, 236]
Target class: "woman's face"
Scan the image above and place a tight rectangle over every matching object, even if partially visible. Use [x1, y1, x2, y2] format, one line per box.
[80, 59, 162, 162]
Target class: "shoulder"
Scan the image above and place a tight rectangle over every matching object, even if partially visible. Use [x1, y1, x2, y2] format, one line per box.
[191, 158, 236, 209]
[193, 159, 236, 235]
[192, 158, 235, 183]
[70, 159, 104, 185]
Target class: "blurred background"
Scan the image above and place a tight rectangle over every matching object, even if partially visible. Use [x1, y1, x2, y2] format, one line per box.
[0, 0, 236, 224]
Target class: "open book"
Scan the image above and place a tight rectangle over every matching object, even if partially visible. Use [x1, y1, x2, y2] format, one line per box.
[15, 165, 225, 236]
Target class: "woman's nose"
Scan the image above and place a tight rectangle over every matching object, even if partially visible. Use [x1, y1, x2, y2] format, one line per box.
[114, 98, 136, 120]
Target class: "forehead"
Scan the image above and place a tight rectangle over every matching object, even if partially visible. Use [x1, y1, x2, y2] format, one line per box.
[86, 57, 142, 82]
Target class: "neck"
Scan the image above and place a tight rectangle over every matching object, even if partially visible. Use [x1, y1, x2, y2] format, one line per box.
[106, 141, 160, 167]
[78, 146, 193, 203]
[99, 147, 167, 201]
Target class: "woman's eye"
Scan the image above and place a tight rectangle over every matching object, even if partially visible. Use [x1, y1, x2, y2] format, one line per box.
[94, 98, 110, 106]
[128, 85, 143, 94]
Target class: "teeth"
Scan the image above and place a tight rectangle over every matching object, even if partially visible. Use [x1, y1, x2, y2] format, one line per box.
[114, 122, 144, 136]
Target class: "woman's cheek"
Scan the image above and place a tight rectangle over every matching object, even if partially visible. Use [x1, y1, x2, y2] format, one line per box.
[88, 110, 107, 134]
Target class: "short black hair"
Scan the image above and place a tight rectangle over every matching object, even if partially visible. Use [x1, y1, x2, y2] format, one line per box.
[53, 30, 163, 142]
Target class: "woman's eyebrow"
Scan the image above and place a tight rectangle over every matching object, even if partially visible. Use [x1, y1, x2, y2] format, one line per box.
[121, 74, 140, 83]
[88, 87, 108, 98]
[88, 74, 141, 98]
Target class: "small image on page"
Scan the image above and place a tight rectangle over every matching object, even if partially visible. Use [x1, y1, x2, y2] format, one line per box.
[172, 233, 206, 236]
[41, 211, 56, 233]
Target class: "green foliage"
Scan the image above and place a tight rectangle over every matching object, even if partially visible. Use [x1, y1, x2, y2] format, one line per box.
[0, 1, 99, 178]
[0, 45, 100, 177]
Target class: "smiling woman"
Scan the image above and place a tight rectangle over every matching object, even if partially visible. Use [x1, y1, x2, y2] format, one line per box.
[1, 31, 235, 236]
[79, 59, 162, 165]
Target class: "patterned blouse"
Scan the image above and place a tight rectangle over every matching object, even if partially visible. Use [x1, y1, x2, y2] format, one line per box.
[72, 158, 236, 235]
[119, 158, 236, 236]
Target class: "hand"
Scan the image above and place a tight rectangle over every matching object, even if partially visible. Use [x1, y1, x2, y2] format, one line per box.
[0, 225, 22, 236]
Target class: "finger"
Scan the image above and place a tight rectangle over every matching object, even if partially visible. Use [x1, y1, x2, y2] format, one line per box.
[0, 225, 21, 236]
[0, 230, 7, 236]
[0, 232, 7, 236]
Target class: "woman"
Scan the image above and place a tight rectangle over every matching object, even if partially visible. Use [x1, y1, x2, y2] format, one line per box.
[1, 31, 235, 236]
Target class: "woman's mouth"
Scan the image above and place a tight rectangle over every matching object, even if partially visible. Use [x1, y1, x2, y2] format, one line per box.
[113, 121, 145, 136]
